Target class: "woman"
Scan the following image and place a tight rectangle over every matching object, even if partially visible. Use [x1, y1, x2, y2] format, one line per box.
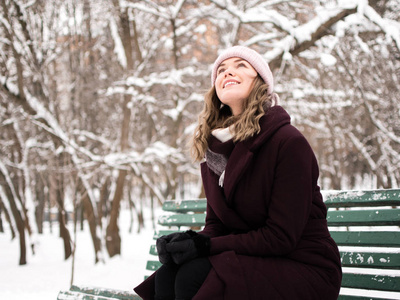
[134, 46, 342, 300]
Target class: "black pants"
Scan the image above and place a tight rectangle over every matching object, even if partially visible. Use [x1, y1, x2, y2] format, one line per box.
[154, 257, 211, 300]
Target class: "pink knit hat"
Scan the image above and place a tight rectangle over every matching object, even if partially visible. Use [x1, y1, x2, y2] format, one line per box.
[211, 46, 274, 95]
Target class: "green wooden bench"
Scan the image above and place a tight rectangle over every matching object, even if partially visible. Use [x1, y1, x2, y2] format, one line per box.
[58, 189, 400, 299]
[146, 189, 400, 300]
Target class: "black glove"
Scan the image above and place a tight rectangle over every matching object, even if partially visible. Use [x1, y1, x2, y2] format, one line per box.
[156, 231, 192, 265]
[166, 230, 210, 265]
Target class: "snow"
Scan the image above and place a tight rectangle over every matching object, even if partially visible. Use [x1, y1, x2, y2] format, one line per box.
[110, 16, 127, 69]
[363, 4, 400, 51]
[0, 209, 157, 300]
[320, 53, 337, 66]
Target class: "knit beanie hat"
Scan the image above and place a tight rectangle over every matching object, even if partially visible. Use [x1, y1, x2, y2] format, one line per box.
[211, 46, 274, 95]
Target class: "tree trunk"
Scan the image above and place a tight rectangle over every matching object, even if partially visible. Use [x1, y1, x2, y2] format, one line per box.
[106, 169, 127, 257]
[0, 202, 4, 233]
[98, 177, 111, 226]
[0, 172, 27, 265]
[59, 209, 72, 260]
[105, 3, 134, 257]
[0, 196, 15, 236]
[105, 95, 131, 258]
[35, 178, 45, 234]
[81, 190, 102, 263]
[50, 171, 72, 259]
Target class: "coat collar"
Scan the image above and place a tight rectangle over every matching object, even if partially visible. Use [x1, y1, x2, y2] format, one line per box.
[223, 106, 291, 202]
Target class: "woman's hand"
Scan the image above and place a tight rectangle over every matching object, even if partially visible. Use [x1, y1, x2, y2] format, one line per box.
[166, 231, 211, 265]
[156, 231, 193, 265]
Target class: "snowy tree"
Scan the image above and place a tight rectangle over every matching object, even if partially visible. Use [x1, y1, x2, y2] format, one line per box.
[1, 0, 399, 265]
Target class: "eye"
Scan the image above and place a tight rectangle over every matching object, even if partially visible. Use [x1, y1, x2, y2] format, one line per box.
[237, 62, 246, 68]
[217, 67, 225, 74]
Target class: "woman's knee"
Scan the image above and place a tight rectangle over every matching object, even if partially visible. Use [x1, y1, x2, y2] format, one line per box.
[155, 264, 179, 299]
[175, 257, 211, 299]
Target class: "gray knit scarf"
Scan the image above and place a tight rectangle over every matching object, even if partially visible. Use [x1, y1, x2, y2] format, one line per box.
[205, 149, 228, 187]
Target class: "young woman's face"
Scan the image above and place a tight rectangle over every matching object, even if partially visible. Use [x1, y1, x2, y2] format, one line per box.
[215, 57, 258, 116]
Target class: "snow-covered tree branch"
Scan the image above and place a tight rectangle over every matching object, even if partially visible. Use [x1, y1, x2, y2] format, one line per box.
[1, 0, 399, 265]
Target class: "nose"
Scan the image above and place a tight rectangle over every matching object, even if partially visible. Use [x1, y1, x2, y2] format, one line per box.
[224, 67, 235, 77]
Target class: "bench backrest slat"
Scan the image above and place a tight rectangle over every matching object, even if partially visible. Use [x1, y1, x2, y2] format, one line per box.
[330, 231, 400, 247]
[327, 209, 400, 226]
[341, 273, 400, 291]
[58, 291, 112, 300]
[324, 189, 400, 208]
[146, 260, 161, 272]
[153, 230, 177, 239]
[149, 238, 400, 269]
[69, 285, 139, 300]
[336, 295, 387, 300]
[158, 209, 400, 227]
[158, 213, 206, 227]
[340, 251, 400, 268]
[162, 199, 207, 213]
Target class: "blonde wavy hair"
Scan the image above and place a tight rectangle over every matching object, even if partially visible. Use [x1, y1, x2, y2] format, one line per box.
[191, 75, 274, 161]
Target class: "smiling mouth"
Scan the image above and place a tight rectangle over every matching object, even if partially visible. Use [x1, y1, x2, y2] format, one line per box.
[224, 81, 240, 88]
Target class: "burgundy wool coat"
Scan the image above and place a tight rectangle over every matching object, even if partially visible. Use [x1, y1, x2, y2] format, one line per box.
[134, 106, 342, 300]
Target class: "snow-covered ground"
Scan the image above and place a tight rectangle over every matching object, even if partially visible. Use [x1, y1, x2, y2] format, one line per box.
[0, 209, 156, 300]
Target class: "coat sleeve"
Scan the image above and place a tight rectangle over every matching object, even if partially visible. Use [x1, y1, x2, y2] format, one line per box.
[199, 201, 230, 238]
[209, 134, 317, 256]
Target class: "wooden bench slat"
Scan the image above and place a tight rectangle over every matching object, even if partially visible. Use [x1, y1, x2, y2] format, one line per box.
[330, 231, 400, 247]
[149, 244, 157, 255]
[69, 285, 140, 300]
[158, 213, 206, 227]
[327, 209, 400, 226]
[162, 199, 207, 213]
[57, 290, 138, 300]
[146, 260, 162, 271]
[149, 246, 400, 269]
[324, 189, 400, 208]
[340, 251, 400, 268]
[160, 189, 400, 210]
[150, 244, 400, 269]
[153, 230, 178, 239]
[58, 290, 115, 300]
[341, 273, 400, 291]
[337, 294, 396, 300]
[156, 229, 400, 246]
[148, 246, 400, 269]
